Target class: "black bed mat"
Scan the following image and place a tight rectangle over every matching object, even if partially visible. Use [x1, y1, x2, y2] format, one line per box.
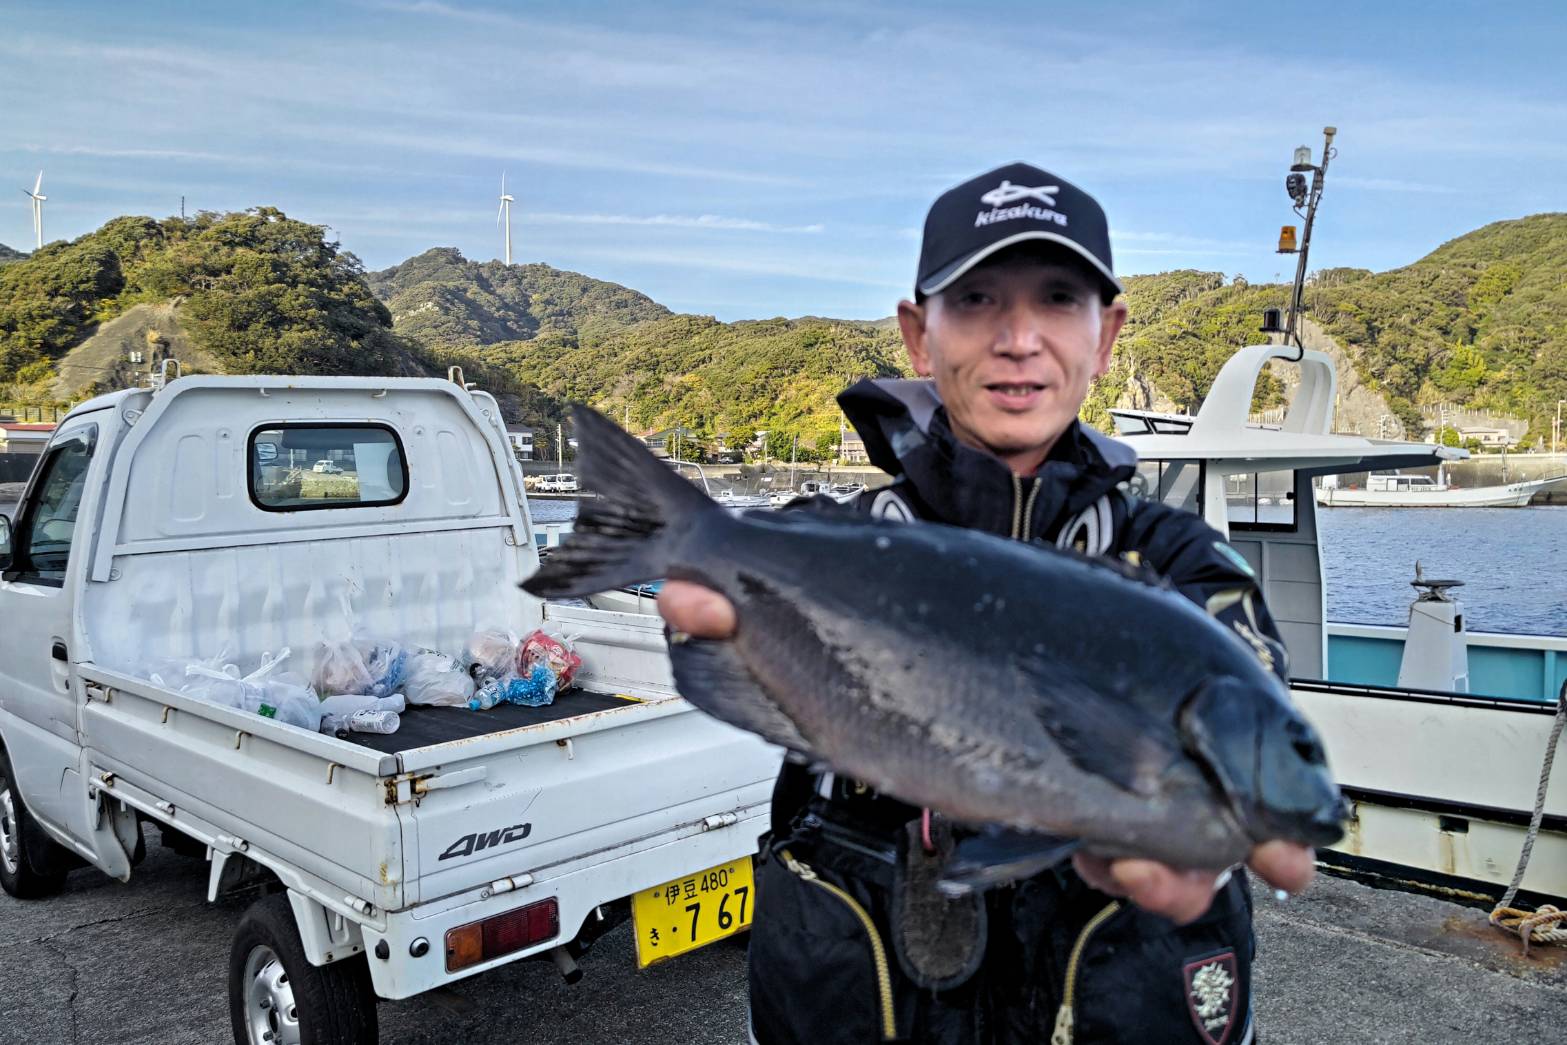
[348, 689, 635, 755]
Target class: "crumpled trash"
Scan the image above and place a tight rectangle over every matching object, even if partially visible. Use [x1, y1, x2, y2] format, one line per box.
[359, 640, 408, 699]
[311, 639, 375, 697]
[402, 650, 477, 708]
[469, 663, 558, 711]
[463, 627, 521, 687]
[318, 692, 406, 734]
[154, 648, 323, 732]
[518, 628, 582, 689]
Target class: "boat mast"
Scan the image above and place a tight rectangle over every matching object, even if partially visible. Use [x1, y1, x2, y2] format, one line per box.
[1282, 126, 1337, 352]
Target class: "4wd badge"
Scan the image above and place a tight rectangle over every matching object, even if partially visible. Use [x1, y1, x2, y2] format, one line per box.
[439, 822, 532, 861]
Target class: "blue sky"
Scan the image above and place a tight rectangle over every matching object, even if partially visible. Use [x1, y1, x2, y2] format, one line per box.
[4, 1, 1565, 320]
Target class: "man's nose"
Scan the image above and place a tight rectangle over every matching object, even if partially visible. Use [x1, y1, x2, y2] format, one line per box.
[993, 304, 1047, 357]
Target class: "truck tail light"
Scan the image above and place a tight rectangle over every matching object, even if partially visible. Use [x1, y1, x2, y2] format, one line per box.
[446, 897, 560, 972]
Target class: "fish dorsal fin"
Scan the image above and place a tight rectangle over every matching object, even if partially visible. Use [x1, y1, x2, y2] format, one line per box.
[1017, 654, 1183, 797]
[668, 635, 816, 757]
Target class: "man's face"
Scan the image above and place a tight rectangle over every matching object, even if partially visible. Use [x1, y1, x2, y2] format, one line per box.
[896, 252, 1126, 474]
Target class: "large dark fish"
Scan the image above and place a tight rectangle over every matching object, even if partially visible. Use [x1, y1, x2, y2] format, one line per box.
[525, 406, 1344, 886]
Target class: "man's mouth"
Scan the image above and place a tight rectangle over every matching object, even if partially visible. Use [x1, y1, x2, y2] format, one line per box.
[984, 382, 1046, 408]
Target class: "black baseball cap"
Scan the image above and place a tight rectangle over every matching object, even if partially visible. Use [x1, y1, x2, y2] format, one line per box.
[915, 161, 1121, 302]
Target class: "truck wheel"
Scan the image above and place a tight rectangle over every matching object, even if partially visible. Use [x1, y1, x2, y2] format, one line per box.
[0, 749, 69, 899]
[229, 893, 378, 1045]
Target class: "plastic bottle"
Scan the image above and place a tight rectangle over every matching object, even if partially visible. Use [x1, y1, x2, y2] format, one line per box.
[345, 709, 400, 734]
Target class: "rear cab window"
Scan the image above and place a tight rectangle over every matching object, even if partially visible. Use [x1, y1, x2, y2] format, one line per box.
[249, 424, 408, 511]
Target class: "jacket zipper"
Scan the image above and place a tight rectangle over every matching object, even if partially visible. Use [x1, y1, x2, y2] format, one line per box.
[1049, 901, 1122, 1045]
[781, 850, 898, 1040]
[1010, 474, 1042, 540]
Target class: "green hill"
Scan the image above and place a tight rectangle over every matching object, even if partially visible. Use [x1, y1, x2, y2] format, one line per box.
[0, 243, 25, 265]
[0, 209, 420, 403]
[366, 248, 670, 347]
[471, 313, 909, 459]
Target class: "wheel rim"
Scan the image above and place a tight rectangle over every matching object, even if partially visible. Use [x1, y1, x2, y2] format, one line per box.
[242, 944, 301, 1045]
[0, 779, 21, 876]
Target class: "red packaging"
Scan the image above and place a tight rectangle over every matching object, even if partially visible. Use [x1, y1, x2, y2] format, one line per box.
[518, 629, 582, 689]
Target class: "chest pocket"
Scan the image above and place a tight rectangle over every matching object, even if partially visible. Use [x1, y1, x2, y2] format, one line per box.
[1053, 493, 1116, 556]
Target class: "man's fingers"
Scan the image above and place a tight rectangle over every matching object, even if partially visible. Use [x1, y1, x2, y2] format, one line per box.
[656, 580, 738, 639]
[1248, 841, 1315, 895]
[1107, 860, 1217, 924]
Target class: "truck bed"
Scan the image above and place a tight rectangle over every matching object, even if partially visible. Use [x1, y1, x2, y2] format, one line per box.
[347, 688, 637, 753]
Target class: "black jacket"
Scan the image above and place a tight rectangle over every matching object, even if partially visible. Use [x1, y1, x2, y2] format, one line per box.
[747, 379, 1284, 1045]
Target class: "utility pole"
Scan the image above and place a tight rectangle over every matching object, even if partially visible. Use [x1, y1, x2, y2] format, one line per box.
[1554, 399, 1564, 458]
[557, 422, 564, 472]
[1279, 127, 1337, 350]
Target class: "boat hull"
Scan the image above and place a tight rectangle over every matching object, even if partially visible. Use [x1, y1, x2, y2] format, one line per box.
[1293, 679, 1565, 902]
[1315, 481, 1549, 507]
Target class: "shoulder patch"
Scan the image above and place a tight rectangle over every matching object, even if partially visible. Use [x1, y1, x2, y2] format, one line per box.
[1212, 541, 1256, 579]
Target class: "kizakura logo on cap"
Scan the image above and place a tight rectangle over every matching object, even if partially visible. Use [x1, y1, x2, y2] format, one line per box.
[979, 180, 1058, 207]
[975, 179, 1068, 229]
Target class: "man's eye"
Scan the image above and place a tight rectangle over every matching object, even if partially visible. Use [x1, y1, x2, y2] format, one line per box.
[958, 291, 992, 307]
[1049, 289, 1083, 305]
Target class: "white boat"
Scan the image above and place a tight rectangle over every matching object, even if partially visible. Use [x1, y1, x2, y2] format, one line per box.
[1115, 343, 1565, 903]
[1315, 469, 1564, 507]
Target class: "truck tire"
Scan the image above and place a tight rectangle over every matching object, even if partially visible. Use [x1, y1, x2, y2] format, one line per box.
[229, 893, 378, 1045]
[0, 748, 69, 899]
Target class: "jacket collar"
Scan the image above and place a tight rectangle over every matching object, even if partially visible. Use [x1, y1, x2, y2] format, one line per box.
[837, 378, 1137, 539]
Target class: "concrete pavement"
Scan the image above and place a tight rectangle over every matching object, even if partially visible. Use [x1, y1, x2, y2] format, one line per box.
[2, 840, 1564, 1044]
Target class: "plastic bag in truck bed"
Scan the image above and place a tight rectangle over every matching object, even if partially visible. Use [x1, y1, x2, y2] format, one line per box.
[148, 649, 324, 732]
[402, 650, 476, 708]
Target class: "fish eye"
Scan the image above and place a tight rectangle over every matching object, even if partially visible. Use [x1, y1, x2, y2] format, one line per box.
[1291, 737, 1324, 764]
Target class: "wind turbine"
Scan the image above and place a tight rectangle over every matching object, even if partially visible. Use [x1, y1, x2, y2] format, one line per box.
[497, 172, 514, 265]
[22, 171, 45, 250]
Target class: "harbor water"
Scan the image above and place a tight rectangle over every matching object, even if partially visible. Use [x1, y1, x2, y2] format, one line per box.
[532, 498, 1567, 638]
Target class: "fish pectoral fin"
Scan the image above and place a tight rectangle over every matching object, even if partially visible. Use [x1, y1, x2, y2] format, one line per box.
[668, 636, 815, 756]
[938, 828, 1080, 894]
[1020, 658, 1183, 797]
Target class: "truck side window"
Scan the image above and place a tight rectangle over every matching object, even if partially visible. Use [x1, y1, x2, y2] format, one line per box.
[8, 428, 96, 586]
[249, 424, 408, 511]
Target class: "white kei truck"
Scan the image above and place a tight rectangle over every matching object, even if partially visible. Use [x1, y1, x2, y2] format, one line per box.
[0, 371, 781, 1044]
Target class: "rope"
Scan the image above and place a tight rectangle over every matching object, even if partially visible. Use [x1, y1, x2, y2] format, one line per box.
[1489, 680, 1567, 955]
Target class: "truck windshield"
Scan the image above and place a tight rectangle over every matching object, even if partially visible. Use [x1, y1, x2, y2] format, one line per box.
[250, 425, 408, 511]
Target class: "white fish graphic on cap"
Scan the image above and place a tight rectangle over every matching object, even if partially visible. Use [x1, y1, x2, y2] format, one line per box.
[980, 180, 1059, 208]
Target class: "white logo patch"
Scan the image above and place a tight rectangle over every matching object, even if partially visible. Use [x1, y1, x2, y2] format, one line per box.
[979, 180, 1058, 207]
[870, 489, 914, 524]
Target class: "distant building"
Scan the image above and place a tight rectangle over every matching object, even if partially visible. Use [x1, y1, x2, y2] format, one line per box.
[640, 426, 703, 460]
[838, 418, 868, 464]
[0, 422, 55, 457]
[1457, 426, 1516, 449]
[504, 423, 535, 460]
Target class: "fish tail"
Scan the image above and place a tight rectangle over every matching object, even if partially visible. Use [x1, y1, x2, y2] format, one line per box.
[522, 404, 721, 598]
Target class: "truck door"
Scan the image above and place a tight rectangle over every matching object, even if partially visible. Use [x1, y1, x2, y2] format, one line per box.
[0, 421, 98, 842]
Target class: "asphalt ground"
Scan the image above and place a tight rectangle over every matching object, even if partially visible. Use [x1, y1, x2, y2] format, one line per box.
[3, 836, 1565, 1045]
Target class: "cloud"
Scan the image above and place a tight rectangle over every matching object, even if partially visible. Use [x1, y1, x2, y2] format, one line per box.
[525, 212, 823, 233]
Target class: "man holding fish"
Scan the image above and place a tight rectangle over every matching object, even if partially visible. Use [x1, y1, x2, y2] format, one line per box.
[527, 163, 1338, 1043]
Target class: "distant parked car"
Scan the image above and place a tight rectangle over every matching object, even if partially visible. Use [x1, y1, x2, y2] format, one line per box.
[555, 474, 578, 493]
[536, 474, 559, 492]
[311, 459, 343, 474]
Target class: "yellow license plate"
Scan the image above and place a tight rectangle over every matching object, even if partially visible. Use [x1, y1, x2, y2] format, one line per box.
[631, 856, 755, 968]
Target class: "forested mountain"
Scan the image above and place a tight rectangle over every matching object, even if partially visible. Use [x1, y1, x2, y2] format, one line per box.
[366, 248, 669, 347]
[0, 244, 25, 265]
[5, 208, 1566, 452]
[0, 209, 421, 403]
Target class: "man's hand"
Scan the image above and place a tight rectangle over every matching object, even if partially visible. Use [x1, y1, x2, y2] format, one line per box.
[657, 579, 737, 639]
[1072, 841, 1315, 924]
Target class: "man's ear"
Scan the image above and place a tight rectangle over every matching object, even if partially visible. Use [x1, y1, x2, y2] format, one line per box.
[897, 299, 931, 377]
[1093, 298, 1128, 380]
